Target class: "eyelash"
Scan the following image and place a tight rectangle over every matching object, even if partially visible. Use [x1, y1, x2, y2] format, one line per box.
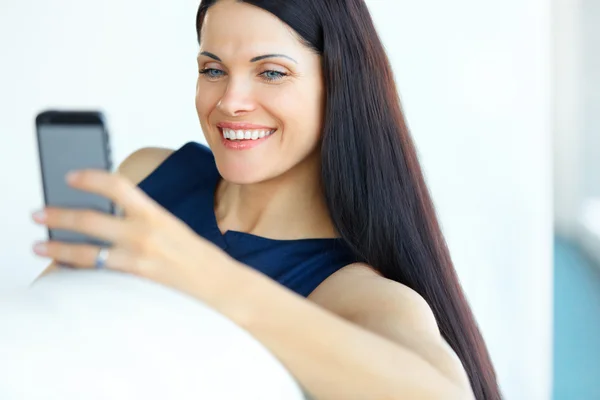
[198, 68, 288, 82]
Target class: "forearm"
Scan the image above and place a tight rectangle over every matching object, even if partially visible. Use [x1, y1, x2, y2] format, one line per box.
[189, 257, 471, 400]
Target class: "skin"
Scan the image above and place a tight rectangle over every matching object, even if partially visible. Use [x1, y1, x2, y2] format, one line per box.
[34, 1, 475, 399]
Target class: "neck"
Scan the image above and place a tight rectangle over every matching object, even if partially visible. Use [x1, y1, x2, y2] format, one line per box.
[214, 153, 337, 240]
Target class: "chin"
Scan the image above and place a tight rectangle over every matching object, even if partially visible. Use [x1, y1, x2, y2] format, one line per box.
[213, 156, 273, 185]
[220, 170, 265, 185]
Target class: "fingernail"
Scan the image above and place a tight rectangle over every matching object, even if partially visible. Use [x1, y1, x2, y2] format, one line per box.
[66, 170, 80, 183]
[33, 242, 47, 255]
[32, 210, 46, 223]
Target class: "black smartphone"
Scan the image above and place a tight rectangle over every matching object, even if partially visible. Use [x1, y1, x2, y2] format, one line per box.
[35, 110, 114, 246]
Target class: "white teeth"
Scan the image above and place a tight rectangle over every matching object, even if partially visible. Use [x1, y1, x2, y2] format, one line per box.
[221, 128, 275, 140]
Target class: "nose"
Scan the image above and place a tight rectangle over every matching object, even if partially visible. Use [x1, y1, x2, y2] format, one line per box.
[216, 78, 257, 117]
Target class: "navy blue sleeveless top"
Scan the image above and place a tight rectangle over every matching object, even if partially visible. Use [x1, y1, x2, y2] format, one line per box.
[137, 142, 356, 297]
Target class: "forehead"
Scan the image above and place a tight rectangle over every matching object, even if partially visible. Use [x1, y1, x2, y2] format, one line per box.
[200, 1, 304, 55]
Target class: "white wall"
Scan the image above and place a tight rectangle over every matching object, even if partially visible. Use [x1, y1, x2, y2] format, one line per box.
[0, 0, 202, 287]
[578, 0, 600, 263]
[581, 0, 600, 199]
[554, 0, 600, 234]
[553, 0, 585, 237]
[553, 0, 600, 261]
[369, 1, 553, 398]
[0, 1, 553, 399]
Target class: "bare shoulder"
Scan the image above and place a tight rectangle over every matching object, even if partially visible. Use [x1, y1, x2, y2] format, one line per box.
[309, 263, 472, 391]
[308, 263, 439, 334]
[117, 146, 175, 185]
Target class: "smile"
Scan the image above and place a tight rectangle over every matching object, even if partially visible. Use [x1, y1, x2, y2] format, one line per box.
[217, 127, 277, 151]
[221, 128, 276, 141]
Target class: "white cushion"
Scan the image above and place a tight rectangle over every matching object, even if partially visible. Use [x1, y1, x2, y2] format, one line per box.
[0, 269, 305, 400]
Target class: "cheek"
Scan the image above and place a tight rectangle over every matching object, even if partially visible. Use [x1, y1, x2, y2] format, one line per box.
[265, 85, 324, 139]
[195, 81, 220, 117]
[196, 82, 223, 145]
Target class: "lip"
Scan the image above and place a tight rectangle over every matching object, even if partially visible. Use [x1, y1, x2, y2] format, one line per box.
[217, 121, 276, 130]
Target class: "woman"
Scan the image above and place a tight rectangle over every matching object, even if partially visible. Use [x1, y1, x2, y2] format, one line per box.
[34, 0, 501, 398]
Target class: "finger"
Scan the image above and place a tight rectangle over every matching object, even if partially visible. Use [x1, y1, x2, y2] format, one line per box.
[34, 241, 136, 270]
[66, 170, 160, 219]
[35, 208, 133, 245]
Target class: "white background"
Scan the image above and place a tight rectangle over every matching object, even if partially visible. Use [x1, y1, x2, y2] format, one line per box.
[581, 0, 600, 199]
[553, 0, 599, 236]
[0, 1, 553, 399]
[553, 0, 599, 262]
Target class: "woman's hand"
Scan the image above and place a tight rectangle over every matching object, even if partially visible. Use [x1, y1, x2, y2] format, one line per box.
[31, 169, 231, 296]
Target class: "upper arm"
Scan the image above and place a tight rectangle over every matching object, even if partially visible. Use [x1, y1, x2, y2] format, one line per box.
[308, 264, 438, 335]
[36, 147, 174, 279]
[308, 263, 472, 392]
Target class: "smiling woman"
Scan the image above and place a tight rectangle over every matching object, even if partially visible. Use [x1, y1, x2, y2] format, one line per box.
[33, 0, 500, 399]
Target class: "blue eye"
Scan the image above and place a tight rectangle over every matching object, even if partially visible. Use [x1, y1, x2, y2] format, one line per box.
[199, 68, 225, 79]
[261, 70, 287, 81]
[199, 68, 287, 82]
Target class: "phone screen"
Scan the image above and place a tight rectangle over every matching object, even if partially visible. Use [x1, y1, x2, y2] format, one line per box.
[37, 123, 114, 245]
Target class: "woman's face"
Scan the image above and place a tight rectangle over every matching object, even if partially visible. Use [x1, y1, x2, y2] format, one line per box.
[196, 0, 325, 184]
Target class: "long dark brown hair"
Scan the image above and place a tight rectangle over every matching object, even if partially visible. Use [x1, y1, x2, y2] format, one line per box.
[196, 0, 501, 398]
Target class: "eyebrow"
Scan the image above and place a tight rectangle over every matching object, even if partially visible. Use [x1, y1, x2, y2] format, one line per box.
[199, 51, 297, 64]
